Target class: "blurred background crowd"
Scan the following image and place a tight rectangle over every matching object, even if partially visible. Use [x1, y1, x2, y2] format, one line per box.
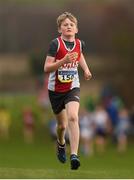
[0, 0, 134, 156]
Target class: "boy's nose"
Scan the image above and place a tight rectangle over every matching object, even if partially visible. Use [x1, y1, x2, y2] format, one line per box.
[67, 24, 71, 28]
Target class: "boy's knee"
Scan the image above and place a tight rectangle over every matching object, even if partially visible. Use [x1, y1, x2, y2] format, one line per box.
[58, 124, 66, 131]
[68, 114, 78, 122]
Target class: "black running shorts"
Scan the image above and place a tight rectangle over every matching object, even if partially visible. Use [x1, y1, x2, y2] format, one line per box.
[48, 88, 80, 114]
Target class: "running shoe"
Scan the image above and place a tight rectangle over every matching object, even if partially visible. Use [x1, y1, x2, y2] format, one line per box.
[57, 140, 66, 163]
[70, 154, 80, 170]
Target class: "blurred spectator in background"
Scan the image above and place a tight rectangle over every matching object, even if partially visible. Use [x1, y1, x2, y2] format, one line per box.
[101, 85, 123, 128]
[106, 96, 123, 129]
[129, 106, 134, 137]
[48, 118, 57, 141]
[0, 104, 11, 139]
[37, 74, 49, 109]
[100, 85, 124, 144]
[114, 107, 130, 153]
[94, 103, 111, 153]
[79, 108, 95, 156]
[22, 106, 35, 144]
[105, 96, 119, 129]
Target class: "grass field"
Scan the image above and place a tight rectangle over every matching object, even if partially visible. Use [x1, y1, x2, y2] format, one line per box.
[0, 138, 134, 179]
[0, 95, 134, 178]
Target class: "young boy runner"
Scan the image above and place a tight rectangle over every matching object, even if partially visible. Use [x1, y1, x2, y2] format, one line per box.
[44, 12, 92, 170]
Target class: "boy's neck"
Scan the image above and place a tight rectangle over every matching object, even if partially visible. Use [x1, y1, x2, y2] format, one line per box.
[61, 35, 75, 42]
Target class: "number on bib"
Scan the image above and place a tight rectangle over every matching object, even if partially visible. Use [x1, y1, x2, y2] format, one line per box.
[58, 70, 77, 83]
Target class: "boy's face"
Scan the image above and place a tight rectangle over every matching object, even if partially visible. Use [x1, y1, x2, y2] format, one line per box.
[58, 18, 78, 37]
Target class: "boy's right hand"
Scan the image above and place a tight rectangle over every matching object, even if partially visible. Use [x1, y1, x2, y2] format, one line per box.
[63, 52, 78, 63]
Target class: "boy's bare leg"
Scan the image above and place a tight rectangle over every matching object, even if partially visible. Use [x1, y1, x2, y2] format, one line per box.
[55, 109, 68, 163]
[65, 101, 80, 155]
[65, 101, 80, 169]
[56, 109, 68, 145]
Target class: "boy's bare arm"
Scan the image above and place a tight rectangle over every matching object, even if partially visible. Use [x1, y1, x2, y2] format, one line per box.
[79, 53, 92, 80]
[44, 56, 64, 73]
[44, 52, 78, 73]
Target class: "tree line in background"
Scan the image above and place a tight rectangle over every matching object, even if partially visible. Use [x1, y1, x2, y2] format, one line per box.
[0, 0, 133, 58]
[0, 0, 133, 107]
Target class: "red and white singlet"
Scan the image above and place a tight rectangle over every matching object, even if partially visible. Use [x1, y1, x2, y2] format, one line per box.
[48, 36, 82, 92]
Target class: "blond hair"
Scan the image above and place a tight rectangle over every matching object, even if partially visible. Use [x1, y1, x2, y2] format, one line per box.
[57, 12, 78, 29]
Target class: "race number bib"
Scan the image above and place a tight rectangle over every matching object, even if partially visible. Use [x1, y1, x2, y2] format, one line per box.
[58, 69, 77, 83]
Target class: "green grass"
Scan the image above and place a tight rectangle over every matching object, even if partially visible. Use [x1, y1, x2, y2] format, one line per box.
[0, 94, 134, 178]
[0, 139, 134, 179]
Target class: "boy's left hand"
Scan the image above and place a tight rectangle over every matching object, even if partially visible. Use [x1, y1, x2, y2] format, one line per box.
[84, 69, 92, 80]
